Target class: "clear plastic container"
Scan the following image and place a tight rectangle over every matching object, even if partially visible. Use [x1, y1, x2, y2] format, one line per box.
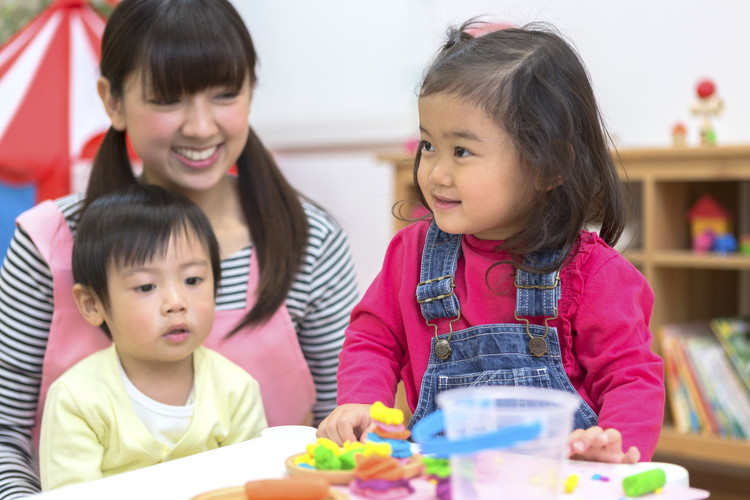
[438, 386, 579, 500]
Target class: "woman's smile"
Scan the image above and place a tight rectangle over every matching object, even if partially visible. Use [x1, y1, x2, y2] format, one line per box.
[172, 145, 222, 169]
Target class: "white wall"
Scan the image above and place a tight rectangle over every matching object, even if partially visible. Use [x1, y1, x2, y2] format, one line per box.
[232, 0, 750, 293]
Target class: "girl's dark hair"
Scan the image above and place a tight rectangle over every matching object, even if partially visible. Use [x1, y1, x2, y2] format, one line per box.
[87, 0, 308, 333]
[72, 184, 222, 337]
[415, 20, 626, 271]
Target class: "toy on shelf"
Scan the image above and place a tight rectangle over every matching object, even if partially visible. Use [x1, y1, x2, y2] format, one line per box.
[690, 78, 723, 146]
[740, 234, 750, 255]
[686, 194, 736, 253]
[671, 122, 688, 147]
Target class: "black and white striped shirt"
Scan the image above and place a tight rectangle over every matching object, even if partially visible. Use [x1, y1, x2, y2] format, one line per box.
[0, 194, 359, 498]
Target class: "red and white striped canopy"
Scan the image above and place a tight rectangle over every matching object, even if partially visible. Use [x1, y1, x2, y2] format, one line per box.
[0, 0, 109, 202]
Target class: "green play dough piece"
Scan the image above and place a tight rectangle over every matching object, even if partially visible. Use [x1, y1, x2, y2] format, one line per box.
[422, 457, 451, 478]
[313, 446, 341, 470]
[338, 449, 360, 470]
[622, 468, 667, 497]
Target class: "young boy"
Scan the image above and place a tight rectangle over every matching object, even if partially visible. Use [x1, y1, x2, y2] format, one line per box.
[39, 184, 267, 490]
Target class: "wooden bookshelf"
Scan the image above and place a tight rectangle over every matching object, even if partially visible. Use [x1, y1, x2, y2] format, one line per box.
[657, 428, 750, 469]
[615, 146, 750, 492]
[615, 145, 750, 337]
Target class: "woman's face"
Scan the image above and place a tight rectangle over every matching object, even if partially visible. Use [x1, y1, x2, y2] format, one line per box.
[98, 72, 252, 196]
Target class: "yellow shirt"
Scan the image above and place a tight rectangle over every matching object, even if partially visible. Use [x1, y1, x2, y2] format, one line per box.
[40, 345, 267, 490]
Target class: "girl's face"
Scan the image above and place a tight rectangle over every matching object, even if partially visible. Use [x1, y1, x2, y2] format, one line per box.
[417, 92, 534, 240]
[79, 233, 215, 373]
[98, 71, 252, 196]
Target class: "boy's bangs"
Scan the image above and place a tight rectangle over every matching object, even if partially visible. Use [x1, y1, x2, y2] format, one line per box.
[110, 219, 189, 272]
[142, 19, 250, 100]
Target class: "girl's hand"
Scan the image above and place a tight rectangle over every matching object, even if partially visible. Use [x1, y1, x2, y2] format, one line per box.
[316, 404, 374, 445]
[568, 426, 640, 464]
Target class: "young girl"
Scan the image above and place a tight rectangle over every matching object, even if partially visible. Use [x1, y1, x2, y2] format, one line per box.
[318, 21, 664, 463]
[40, 184, 267, 490]
[0, 0, 358, 496]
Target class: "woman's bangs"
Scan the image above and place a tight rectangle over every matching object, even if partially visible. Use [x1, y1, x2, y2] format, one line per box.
[143, 28, 249, 100]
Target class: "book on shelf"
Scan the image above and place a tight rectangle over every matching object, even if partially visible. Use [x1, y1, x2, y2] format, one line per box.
[660, 320, 750, 439]
[710, 316, 750, 393]
[661, 333, 701, 434]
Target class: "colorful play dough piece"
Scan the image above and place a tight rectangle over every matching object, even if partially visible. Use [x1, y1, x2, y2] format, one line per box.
[354, 454, 405, 482]
[362, 440, 393, 457]
[563, 474, 579, 493]
[622, 468, 667, 497]
[339, 449, 360, 470]
[370, 401, 405, 426]
[313, 445, 342, 470]
[350, 454, 415, 499]
[422, 457, 450, 479]
[368, 433, 412, 459]
[244, 477, 330, 500]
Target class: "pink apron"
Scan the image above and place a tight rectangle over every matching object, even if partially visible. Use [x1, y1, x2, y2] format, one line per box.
[18, 200, 316, 446]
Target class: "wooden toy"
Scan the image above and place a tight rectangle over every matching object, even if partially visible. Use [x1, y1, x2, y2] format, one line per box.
[671, 123, 687, 147]
[686, 194, 733, 252]
[740, 234, 750, 255]
[690, 78, 723, 146]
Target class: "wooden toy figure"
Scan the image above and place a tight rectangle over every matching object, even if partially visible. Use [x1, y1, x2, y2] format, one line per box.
[690, 78, 723, 146]
[671, 123, 687, 147]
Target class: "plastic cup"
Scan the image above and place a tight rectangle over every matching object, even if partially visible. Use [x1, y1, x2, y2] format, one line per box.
[437, 386, 579, 500]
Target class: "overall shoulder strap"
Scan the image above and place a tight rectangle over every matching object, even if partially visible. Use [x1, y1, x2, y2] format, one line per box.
[515, 250, 562, 318]
[415, 221, 462, 321]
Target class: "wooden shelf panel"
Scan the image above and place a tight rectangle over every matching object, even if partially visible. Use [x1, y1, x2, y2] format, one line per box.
[650, 251, 750, 269]
[616, 144, 750, 163]
[620, 250, 645, 265]
[657, 428, 750, 469]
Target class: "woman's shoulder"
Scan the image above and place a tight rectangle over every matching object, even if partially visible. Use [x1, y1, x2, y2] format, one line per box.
[300, 199, 346, 243]
[22, 192, 84, 230]
[17, 192, 83, 227]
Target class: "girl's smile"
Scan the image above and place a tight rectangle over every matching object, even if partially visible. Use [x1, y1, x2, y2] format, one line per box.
[431, 194, 461, 210]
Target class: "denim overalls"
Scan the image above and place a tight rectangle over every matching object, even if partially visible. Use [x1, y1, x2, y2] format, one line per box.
[409, 222, 598, 431]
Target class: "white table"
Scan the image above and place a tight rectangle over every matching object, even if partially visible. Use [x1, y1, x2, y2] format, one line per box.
[27, 426, 708, 500]
[28, 426, 317, 500]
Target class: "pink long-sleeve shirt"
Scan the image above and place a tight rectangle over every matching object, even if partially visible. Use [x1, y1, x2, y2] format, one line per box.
[338, 220, 664, 460]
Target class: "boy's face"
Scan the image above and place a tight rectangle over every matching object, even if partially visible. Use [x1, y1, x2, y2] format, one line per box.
[80, 233, 215, 370]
